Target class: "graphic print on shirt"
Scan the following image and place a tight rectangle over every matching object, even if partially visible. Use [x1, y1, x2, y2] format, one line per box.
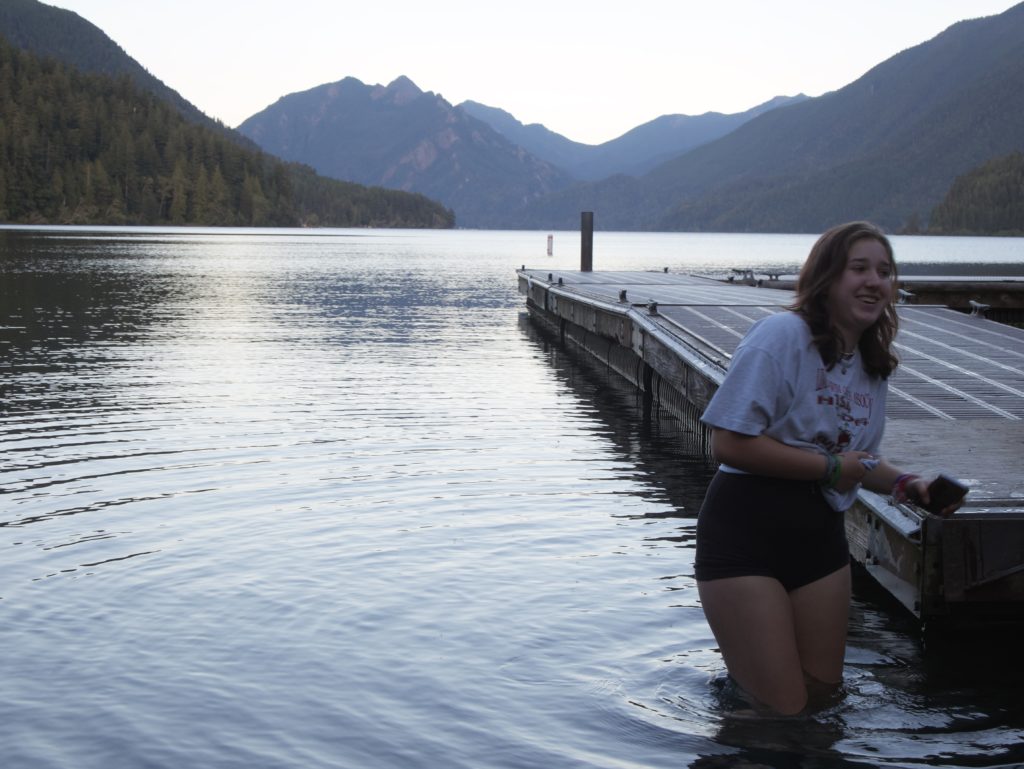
[814, 367, 873, 453]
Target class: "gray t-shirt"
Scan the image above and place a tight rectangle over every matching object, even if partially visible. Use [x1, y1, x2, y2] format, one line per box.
[700, 310, 888, 511]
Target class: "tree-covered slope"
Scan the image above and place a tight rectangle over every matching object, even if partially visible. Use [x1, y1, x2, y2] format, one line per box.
[651, 4, 1024, 233]
[0, 0, 233, 138]
[0, 36, 454, 228]
[520, 3, 1024, 233]
[930, 152, 1024, 235]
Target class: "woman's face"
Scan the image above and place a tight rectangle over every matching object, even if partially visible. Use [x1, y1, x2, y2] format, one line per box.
[827, 237, 894, 347]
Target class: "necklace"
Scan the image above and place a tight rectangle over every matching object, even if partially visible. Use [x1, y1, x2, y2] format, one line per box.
[839, 349, 856, 374]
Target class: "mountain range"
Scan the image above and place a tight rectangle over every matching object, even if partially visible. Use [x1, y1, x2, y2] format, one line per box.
[3, 0, 1024, 232]
[237, 78, 808, 228]
[237, 3, 1024, 232]
[237, 76, 574, 228]
[458, 95, 809, 181]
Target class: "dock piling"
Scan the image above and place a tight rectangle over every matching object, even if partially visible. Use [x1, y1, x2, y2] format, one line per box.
[581, 211, 593, 272]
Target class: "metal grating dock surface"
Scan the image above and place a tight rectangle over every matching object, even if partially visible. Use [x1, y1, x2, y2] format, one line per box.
[524, 269, 788, 307]
[657, 304, 1024, 421]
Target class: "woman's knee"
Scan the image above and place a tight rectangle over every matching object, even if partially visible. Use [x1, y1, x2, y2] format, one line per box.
[776, 695, 809, 717]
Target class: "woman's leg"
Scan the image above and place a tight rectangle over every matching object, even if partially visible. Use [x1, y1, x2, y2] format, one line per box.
[697, 575, 809, 715]
[789, 563, 851, 685]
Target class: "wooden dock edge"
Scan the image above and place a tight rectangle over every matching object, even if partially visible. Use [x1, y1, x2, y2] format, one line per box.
[849, 492, 1024, 626]
[520, 273, 724, 436]
[520, 270, 1024, 628]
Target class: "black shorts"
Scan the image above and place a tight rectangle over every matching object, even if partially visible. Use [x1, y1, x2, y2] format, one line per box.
[694, 471, 850, 591]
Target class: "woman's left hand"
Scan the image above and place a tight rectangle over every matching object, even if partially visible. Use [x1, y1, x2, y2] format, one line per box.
[914, 478, 964, 517]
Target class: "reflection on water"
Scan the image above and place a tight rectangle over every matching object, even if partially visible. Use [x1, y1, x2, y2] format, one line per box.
[2, 227, 1023, 769]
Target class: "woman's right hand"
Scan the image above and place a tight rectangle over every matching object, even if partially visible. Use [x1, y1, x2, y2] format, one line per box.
[835, 451, 875, 491]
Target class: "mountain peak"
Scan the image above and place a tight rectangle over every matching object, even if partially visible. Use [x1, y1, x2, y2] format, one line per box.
[375, 75, 424, 105]
[237, 74, 572, 227]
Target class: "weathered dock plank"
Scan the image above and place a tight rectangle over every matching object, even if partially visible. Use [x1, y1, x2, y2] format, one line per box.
[520, 268, 1024, 626]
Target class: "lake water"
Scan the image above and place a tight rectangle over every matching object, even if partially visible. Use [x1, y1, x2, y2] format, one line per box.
[2, 226, 1023, 769]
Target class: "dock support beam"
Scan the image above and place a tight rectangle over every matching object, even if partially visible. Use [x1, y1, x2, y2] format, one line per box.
[581, 211, 593, 272]
[641, 360, 654, 420]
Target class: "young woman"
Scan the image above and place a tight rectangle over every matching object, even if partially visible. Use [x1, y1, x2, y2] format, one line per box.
[694, 221, 960, 716]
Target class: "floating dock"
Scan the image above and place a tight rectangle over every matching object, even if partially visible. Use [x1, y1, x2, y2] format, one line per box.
[519, 268, 1024, 627]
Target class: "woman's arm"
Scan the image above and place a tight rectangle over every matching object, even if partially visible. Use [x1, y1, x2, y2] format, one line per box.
[711, 428, 872, 490]
[860, 458, 904, 495]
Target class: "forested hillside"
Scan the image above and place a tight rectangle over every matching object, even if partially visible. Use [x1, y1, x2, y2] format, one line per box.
[0, 36, 454, 228]
[0, 0, 231, 140]
[930, 152, 1024, 235]
[514, 3, 1024, 233]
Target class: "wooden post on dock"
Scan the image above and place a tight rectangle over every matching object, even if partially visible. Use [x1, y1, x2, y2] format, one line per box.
[581, 211, 593, 272]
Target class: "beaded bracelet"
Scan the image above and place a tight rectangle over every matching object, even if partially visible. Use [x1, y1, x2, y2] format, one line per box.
[892, 473, 921, 503]
[821, 454, 842, 489]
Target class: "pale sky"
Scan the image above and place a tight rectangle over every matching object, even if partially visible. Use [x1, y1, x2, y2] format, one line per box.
[45, 0, 1020, 145]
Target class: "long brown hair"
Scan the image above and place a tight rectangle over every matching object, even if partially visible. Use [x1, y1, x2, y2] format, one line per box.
[790, 221, 899, 378]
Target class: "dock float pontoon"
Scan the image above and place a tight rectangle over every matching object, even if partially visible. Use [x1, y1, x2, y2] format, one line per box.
[519, 268, 1024, 627]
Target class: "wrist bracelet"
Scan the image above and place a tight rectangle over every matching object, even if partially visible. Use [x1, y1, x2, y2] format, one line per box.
[821, 454, 842, 489]
[830, 455, 843, 488]
[821, 454, 835, 483]
[892, 473, 920, 503]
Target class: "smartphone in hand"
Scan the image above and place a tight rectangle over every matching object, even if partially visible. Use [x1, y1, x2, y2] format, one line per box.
[923, 474, 969, 515]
